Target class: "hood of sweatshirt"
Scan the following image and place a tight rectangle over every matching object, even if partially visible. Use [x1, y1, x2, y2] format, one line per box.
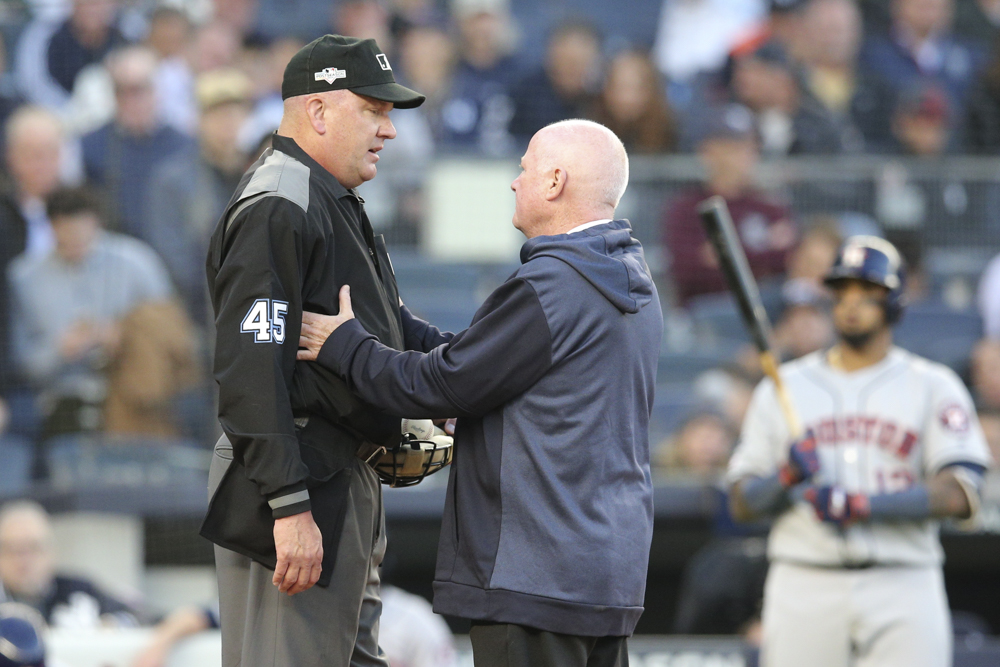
[520, 219, 655, 315]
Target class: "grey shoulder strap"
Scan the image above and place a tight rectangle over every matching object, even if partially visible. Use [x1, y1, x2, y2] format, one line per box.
[225, 149, 311, 233]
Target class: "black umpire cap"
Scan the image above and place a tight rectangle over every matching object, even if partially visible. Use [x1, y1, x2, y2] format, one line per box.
[281, 35, 425, 108]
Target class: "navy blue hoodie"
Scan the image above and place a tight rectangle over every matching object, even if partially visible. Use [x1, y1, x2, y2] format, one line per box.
[317, 219, 663, 636]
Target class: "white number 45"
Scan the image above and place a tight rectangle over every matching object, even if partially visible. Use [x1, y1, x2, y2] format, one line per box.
[241, 299, 289, 344]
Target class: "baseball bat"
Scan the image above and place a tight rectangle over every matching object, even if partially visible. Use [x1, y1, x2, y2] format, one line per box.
[697, 195, 802, 439]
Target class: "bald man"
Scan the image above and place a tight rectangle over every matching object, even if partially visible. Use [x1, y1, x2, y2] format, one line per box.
[1, 106, 67, 429]
[0, 501, 136, 627]
[201, 35, 424, 667]
[297, 119, 664, 667]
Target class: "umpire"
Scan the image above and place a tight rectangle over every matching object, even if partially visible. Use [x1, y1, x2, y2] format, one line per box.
[200, 35, 423, 666]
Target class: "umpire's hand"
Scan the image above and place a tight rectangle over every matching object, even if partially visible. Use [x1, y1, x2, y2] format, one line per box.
[273, 510, 324, 595]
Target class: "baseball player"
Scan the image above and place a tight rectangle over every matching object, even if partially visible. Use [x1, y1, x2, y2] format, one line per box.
[728, 236, 992, 667]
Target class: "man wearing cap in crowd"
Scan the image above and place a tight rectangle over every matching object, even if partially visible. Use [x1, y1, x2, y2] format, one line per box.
[145, 68, 257, 327]
[664, 102, 798, 304]
[199, 35, 424, 666]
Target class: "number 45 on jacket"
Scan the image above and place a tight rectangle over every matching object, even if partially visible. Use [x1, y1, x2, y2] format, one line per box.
[241, 299, 289, 343]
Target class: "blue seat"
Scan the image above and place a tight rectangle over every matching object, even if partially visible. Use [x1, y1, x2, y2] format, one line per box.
[894, 302, 982, 370]
[687, 286, 784, 345]
[658, 351, 734, 384]
[0, 436, 32, 496]
[46, 435, 208, 490]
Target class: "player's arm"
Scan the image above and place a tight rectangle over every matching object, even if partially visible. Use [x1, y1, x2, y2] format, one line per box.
[729, 433, 817, 522]
[727, 379, 816, 522]
[299, 278, 553, 418]
[927, 464, 981, 519]
[805, 463, 986, 525]
[210, 198, 321, 595]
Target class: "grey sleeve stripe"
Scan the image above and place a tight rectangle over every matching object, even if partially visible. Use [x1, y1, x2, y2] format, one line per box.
[268, 490, 310, 510]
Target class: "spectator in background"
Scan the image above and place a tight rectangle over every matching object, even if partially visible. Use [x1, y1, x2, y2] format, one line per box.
[589, 50, 678, 153]
[8, 188, 172, 440]
[729, 41, 847, 154]
[0, 108, 70, 442]
[859, 0, 985, 119]
[395, 24, 454, 144]
[379, 585, 459, 667]
[796, 0, 895, 151]
[145, 69, 253, 327]
[654, 411, 737, 478]
[80, 47, 192, 239]
[0, 34, 25, 156]
[954, 0, 1000, 49]
[146, 6, 196, 136]
[334, 0, 393, 53]
[238, 37, 305, 152]
[783, 218, 843, 290]
[693, 367, 757, 431]
[16, 0, 126, 112]
[971, 338, 1000, 409]
[889, 81, 954, 154]
[441, 0, 518, 154]
[743, 0, 814, 62]
[977, 250, 1000, 337]
[664, 104, 797, 304]
[129, 606, 217, 667]
[0, 501, 138, 627]
[652, 0, 765, 85]
[963, 29, 1000, 151]
[3, 107, 69, 267]
[771, 283, 835, 359]
[509, 21, 602, 144]
[189, 21, 241, 75]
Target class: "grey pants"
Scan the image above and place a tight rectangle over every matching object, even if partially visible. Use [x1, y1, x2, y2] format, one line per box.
[209, 437, 388, 667]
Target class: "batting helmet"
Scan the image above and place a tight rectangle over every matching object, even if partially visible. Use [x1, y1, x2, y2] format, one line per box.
[823, 235, 906, 324]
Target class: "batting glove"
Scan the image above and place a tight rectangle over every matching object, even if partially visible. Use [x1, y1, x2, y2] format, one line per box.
[804, 485, 871, 525]
[778, 429, 821, 488]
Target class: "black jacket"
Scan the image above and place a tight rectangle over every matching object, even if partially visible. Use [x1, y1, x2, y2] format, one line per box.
[201, 134, 404, 579]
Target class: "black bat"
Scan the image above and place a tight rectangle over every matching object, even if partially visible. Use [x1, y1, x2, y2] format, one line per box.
[697, 195, 802, 437]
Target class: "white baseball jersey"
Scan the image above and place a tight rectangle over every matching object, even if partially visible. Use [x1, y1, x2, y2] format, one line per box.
[728, 347, 991, 567]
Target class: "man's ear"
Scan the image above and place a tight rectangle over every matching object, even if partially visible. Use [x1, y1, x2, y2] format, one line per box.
[545, 167, 566, 201]
[305, 96, 327, 134]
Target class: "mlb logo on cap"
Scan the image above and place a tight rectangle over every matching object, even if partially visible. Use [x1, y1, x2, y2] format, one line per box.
[314, 67, 347, 84]
[376, 54, 391, 71]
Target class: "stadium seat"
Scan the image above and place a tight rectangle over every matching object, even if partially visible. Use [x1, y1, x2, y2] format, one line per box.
[687, 286, 784, 346]
[894, 302, 982, 371]
[0, 436, 32, 496]
[658, 350, 734, 384]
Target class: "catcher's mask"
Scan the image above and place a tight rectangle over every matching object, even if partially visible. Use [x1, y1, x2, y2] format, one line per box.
[369, 433, 453, 487]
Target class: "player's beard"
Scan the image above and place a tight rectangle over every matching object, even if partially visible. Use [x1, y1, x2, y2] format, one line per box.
[840, 328, 878, 350]
[837, 320, 887, 351]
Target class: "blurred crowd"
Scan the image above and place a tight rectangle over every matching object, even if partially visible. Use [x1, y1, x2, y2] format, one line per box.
[0, 0, 993, 656]
[0, 0, 994, 501]
[0, 0, 995, 450]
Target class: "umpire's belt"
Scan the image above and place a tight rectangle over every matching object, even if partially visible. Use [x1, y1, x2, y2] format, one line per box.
[293, 415, 383, 464]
